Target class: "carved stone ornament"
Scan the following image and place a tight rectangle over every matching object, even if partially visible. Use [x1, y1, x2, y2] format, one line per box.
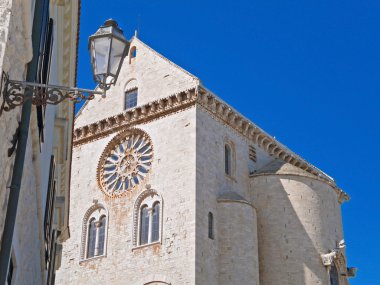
[97, 128, 153, 197]
[321, 240, 346, 267]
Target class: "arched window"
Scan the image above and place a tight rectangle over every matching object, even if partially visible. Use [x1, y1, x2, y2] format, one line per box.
[87, 218, 97, 258]
[330, 263, 340, 285]
[133, 188, 163, 247]
[97, 215, 106, 256]
[81, 204, 108, 260]
[151, 202, 160, 242]
[225, 144, 232, 175]
[208, 212, 214, 239]
[129, 46, 137, 63]
[140, 205, 150, 245]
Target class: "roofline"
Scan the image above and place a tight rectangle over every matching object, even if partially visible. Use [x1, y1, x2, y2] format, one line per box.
[200, 84, 335, 182]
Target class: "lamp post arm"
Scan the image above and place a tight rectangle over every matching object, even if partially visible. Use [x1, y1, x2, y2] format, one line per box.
[0, 72, 104, 116]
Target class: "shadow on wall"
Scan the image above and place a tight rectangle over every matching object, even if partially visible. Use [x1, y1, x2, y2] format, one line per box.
[250, 160, 345, 285]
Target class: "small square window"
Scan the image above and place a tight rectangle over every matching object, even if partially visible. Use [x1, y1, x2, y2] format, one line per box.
[125, 89, 138, 110]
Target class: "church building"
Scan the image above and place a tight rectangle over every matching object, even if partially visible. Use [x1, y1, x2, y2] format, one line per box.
[56, 34, 355, 285]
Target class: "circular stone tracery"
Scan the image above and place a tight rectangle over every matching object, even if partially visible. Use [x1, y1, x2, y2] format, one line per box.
[97, 129, 153, 197]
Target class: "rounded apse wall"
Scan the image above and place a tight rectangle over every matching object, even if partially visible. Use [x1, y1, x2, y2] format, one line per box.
[217, 192, 259, 285]
[250, 162, 345, 285]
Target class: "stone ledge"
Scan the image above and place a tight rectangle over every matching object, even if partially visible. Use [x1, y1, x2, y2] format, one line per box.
[73, 87, 197, 146]
[73, 85, 349, 201]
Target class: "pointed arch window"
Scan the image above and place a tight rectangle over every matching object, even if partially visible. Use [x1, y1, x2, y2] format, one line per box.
[80, 204, 108, 261]
[133, 188, 163, 248]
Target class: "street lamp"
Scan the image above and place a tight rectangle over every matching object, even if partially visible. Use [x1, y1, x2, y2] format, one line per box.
[89, 19, 130, 91]
[0, 19, 129, 115]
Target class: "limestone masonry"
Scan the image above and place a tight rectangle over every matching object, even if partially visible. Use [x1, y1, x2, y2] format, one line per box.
[56, 36, 354, 285]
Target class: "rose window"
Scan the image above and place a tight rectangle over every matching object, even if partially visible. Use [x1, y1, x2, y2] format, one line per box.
[97, 129, 153, 197]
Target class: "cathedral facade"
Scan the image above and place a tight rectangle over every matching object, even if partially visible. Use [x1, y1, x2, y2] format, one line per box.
[56, 36, 354, 285]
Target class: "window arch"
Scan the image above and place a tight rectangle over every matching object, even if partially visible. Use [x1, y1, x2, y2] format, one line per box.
[329, 263, 340, 285]
[80, 203, 108, 260]
[133, 188, 163, 247]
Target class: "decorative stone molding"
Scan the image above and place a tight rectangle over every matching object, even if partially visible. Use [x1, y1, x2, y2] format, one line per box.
[321, 240, 346, 267]
[196, 86, 349, 201]
[73, 88, 197, 146]
[97, 128, 153, 198]
[338, 190, 350, 204]
[132, 185, 163, 247]
[132, 274, 171, 285]
[346, 267, 357, 278]
[73, 85, 349, 201]
[80, 202, 108, 261]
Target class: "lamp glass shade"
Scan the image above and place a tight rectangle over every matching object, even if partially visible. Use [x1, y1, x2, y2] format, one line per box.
[92, 37, 110, 75]
[109, 38, 126, 76]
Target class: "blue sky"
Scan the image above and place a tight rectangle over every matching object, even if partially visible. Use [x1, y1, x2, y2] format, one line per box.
[77, 0, 379, 283]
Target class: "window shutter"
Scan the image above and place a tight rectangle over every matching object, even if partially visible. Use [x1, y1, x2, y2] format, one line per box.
[44, 155, 56, 267]
[36, 9, 54, 145]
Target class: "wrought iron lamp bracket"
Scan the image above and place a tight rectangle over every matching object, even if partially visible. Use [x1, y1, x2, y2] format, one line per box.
[0, 72, 104, 116]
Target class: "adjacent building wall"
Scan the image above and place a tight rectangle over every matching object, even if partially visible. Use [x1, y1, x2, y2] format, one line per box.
[0, 0, 79, 283]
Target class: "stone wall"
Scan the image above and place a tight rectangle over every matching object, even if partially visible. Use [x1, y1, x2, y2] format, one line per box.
[250, 163, 345, 285]
[195, 106, 265, 284]
[61, 34, 349, 285]
[56, 108, 197, 285]
[217, 199, 259, 285]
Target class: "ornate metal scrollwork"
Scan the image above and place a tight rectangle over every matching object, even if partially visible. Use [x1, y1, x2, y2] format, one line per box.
[0, 72, 103, 116]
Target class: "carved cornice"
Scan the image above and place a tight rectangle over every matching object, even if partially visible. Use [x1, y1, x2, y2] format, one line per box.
[73, 88, 197, 146]
[196, 87, 349, 199]
[73, 85, 349, 200]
